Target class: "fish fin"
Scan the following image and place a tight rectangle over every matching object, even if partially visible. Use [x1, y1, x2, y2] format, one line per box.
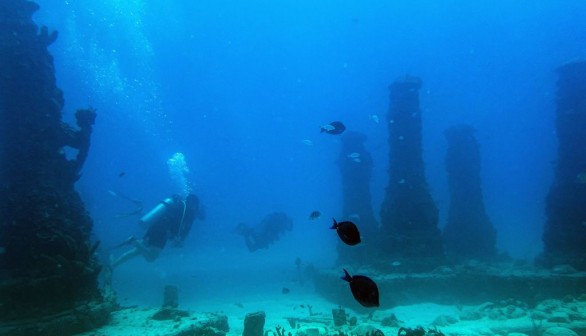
[329, 218, 338, 230]
[341, 268, 352, 282]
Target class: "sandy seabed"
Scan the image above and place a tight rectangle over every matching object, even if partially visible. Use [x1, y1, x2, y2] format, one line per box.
[77, 291, 586, 336]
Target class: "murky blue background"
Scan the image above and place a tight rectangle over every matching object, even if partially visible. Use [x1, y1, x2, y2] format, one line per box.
[33, 1, 586, 306]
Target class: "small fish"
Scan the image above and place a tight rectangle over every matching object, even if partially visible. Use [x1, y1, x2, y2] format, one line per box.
[118, 171, 126, 177]
[576, 172, 586, 184]
[308, 210, 321, 220]
[330, 218, 361, 245]
[320, 121, 346, 135]
[302, 139, 314, 146]
[347, 152, 361, 159]
[0, 246, 5, 255]
[234, 302, 244, 308]
[341, 269, 379, 308]
[369, 114, 380, 124]
[352, 158, 361, 163]
[282, 287, 290, 294]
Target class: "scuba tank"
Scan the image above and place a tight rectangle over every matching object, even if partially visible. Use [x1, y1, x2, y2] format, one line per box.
[139, 197, 174, 230]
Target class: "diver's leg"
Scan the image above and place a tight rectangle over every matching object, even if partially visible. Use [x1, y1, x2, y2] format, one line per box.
[110, 247, 141, 269]
[143, 247, 162, 262]
[129, 239, 163, 262]
[131, 239, 151, 255]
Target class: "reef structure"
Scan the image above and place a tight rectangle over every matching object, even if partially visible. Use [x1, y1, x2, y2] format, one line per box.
[336, 131, 379, 265]
[0, 0, 109, 333]
[313, 262, 586, 310]
[443, 125, 497, 261]
[378, 76, 444, 271]
[541, 60, 586, 270]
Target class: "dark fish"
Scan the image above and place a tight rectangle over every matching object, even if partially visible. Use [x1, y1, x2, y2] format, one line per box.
[282, 287, 290, 294]
[320, 121, 346, 135]
[330, 218, 361, 245]
[118, 171, 125, 177]
[308, 210, 321, 220]
[341, 269, 379, 308]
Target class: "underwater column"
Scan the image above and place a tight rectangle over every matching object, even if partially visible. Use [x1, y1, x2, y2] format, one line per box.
[541, 60, 586, 270]
[0, 0, 103, 326]
[443, 125, 497, 261]
[378, 76, 444, 270]
[336, 131, 379, 265]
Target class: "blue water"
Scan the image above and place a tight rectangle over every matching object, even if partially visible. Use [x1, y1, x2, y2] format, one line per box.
[34, 1, 586, 307]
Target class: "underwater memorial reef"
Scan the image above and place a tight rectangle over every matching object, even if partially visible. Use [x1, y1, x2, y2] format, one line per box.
[1, 0, 586, 335]
[0, 0, 111, 334]
[312, 72, 586, 335]
[443, 124, 497, 261]
[540, 61, 586, 271]
[336, 131, 379, 266]
[377, 76, 444, 271]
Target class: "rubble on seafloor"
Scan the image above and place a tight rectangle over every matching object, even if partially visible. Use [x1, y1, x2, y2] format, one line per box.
[74, 306, 229, 336]
[68, 295, 586, 336]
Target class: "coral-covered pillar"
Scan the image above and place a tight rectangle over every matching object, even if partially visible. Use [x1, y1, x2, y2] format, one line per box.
[336, 131, 379, 265]
[0, 0, 101, 322]
[379, 76, 443, 270]
[443, 125, 496, 261]
[541, 60, 586, 270]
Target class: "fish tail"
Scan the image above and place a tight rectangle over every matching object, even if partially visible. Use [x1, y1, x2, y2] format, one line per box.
[329, 218, 338, 230]
[341, 268, 352, 282]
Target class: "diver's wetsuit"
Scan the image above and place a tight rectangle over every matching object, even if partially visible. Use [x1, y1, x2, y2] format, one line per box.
[144, 196, 198, 248]
[110, 194, 204, 270]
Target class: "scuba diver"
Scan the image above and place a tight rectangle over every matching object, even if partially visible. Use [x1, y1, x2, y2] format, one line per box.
[110, 193, 205, 269]
[235, 212, 293, 252]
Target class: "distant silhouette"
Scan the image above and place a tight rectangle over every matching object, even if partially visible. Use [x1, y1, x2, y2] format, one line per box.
[236, 212, 293, 252]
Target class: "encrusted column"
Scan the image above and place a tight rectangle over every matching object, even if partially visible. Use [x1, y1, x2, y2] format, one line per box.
[0, 0, 105, 327]
[540, 60, 586, 270]
[336, 131, 379, 265]
[379, 76, 443, 271]
[443, 125, 496, 261]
